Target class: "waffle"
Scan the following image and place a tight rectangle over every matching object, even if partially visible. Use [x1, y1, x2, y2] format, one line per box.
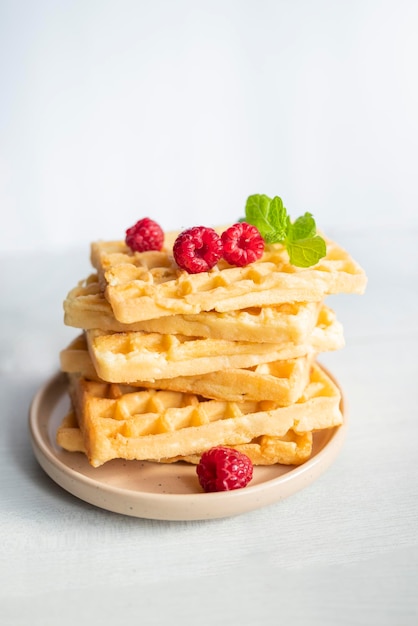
[56, 410, 313, 466]
[60, 334, 98, 379]
[60, 334, 314, 404]
[90, 237, 367, 323]
[85, 305, 343, 383]
[65, 362, 342, 467]
[63, 274, 322, 344]
[57, 411, 84, 452]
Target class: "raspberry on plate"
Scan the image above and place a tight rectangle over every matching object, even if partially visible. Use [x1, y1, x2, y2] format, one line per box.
[196, 446, 254, 493]
[221, 222, 264, 267]
[125, 217, 164, 252]
[173, 226, 223, 273]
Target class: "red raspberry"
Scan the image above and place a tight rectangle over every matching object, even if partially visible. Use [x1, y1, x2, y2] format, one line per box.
[125, 217, 164, 252]
[221, 222, 264, 267]
[196, 446, 254, 492]
[173, 226, 223, 273]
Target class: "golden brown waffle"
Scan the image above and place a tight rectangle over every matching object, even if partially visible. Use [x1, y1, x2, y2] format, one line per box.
[56, 412, 84, 452]
[85, 305, 344, 383]
[144, 355, 314, 404]
[63, 274, 322, 344]
[56, 410, 313, 466]
[90, 237, 367, 323]
[60, 334, 314, 404]
[166, 430, 314, 466]
[66, 362, 342, 467]
[60, 334, 97, 379]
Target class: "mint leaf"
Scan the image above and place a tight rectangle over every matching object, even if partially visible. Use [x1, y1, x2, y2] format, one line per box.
[245, 194, 289, 243]
[245, 194, 274, 234]
[287, 212, 316, 241]
[242, 193, 327, 267]
[286, 235, 327, 268]
[268, 196, 290, 241]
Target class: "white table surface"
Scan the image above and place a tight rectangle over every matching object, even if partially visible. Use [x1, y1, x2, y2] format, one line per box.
[1, 226, 417, 626]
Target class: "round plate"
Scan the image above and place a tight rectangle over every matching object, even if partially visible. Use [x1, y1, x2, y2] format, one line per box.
[29, 369, 347, 521]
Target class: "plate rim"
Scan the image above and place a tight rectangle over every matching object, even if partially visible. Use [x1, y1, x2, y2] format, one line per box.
[28, 366, 347, 521]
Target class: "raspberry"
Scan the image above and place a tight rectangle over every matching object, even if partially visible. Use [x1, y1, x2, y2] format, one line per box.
[196, 446, 254, 493]
[173, 226, 223, 273]
[125, 217, 164, 252]
[221, 222, 264, 267]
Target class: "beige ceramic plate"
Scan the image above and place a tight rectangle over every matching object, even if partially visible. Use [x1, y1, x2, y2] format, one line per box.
[29, 368, 347, 521]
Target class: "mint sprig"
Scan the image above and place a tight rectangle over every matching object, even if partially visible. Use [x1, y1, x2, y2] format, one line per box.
[243, 194, 326, 268]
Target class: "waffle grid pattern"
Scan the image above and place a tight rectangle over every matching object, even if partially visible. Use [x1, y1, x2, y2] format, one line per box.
[68, 363, 342, 467]
[56, 411, 314, 466]
[60, 335, 314, 404]
[91, 238, 367, 322]
[85, 305, 344, 383]
[64, 273, 323, 343]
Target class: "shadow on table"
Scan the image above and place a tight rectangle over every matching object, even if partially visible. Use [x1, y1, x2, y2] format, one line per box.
[4, 377, 202, 527]
[3, 376, 107, 517]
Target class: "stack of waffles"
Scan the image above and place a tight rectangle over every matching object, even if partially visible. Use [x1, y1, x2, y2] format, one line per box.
[57, 230, 367, 468]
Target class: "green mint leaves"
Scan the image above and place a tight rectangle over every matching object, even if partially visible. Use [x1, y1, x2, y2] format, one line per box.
[245, 195, 289, 244]
[244, 194, 326, 268]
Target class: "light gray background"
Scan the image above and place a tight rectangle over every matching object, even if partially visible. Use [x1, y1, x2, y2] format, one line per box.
[1, 3, 417, 626]
[1, 0, 417, 252]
